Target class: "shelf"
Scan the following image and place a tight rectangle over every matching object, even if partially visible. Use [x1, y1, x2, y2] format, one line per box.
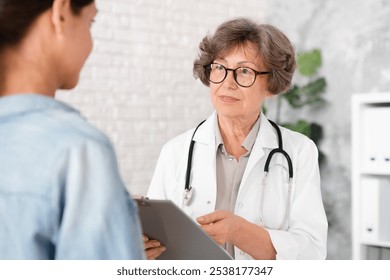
[352, 93, 390, 260]
[352, 92, 390, 104]
[359, 171, 390, 176]
[361, 240, 390, 248]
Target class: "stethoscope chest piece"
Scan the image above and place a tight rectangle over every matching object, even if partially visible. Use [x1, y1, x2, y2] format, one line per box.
[183, 186, 195, 206]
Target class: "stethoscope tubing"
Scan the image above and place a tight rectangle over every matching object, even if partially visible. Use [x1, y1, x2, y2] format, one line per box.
[184, 120, 206, 193]
[184, 117, 294, 230]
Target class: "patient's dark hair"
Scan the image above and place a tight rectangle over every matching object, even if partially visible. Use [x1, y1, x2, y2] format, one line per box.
[0, 0, 94, 49]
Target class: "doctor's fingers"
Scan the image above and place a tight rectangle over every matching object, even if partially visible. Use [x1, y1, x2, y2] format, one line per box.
[201, 223, 229, 245]
[202, 215, 243, 244]
[144, 239, 163, 250]
[197, 210, 230, 225]
[145, 246, 166, 260]
[144, 237, 166, 259]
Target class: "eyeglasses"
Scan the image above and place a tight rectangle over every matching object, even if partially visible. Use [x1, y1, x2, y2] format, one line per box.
[204, 63, 270, 88]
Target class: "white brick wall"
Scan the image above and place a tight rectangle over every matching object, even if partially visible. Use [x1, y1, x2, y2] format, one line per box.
[57, 0, 267, 196]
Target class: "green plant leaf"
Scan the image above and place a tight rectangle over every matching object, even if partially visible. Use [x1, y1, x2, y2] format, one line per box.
[281, 120, 325, 165]
[300, 77, 326, 97]
[297, 49, 322, 76]
[262, 104, 267, 115]
[282, 77, 326, 108]
[276, 48, 326, 167]
[308, 122, 323, 144]
[282, 120, 323, 143]
[282, 120, 311, 136]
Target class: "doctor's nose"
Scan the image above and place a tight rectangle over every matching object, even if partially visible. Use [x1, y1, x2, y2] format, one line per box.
[223, 70, 238, 89]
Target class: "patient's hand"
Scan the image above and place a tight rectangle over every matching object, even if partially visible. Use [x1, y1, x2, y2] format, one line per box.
[143, 234, 166, 260]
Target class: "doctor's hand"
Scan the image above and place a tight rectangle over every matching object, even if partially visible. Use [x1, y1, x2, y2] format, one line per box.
[197, 211, 277, 259]
[143, 234, 166, 260]
[196, 210, 243, 245]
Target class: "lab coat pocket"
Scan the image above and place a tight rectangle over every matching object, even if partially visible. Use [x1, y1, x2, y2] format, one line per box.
[261, 161, 291, 230]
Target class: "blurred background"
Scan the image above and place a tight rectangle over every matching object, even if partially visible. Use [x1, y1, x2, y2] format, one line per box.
[57, 0, 390, 259]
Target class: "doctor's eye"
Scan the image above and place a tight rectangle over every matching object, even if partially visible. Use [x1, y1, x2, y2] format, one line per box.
[237, 67, 255, 76]
[209, 63, 225, 73]
[214, 64, 225, 71]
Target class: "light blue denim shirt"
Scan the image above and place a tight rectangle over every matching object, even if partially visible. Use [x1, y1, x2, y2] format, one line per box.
[0, 94, 145, 259]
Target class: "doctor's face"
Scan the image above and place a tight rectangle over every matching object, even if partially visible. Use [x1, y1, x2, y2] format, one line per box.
[209, 42, 271, 121]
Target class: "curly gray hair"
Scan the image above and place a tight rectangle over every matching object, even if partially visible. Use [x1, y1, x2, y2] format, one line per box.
[193, 17, 296, 95]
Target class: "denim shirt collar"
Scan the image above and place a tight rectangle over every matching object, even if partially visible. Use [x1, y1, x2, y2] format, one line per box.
[0, 93, 79, 119]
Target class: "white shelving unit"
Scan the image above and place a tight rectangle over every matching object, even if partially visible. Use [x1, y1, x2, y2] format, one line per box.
[352, 93, 390, 259]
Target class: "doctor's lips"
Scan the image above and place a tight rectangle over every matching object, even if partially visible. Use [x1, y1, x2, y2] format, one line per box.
[218, 95, 240, 103]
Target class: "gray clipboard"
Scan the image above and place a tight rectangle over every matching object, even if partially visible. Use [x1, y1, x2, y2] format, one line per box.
[135, 198, 233, 260]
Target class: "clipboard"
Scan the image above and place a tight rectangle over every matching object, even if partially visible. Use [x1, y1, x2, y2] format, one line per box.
[135, 198, 233, 260]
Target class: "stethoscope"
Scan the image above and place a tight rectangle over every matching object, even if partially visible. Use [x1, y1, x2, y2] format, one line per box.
[183, 118, 294, 230]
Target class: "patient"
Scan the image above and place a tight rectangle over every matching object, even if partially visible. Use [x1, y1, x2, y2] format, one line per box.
[0, 0, 144, 259]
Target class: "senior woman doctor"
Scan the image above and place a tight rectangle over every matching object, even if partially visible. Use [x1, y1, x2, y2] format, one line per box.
[147, 18, 327, 260]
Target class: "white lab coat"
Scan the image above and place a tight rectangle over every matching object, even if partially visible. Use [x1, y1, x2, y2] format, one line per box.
[148, 112, 328, 260]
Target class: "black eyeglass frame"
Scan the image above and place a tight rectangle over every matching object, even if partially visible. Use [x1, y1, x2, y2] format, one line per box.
[204, 63, 271, 88]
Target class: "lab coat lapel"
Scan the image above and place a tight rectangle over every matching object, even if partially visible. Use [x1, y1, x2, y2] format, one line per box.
[191, 113, 217, 212]
[239, 113, 279, 195]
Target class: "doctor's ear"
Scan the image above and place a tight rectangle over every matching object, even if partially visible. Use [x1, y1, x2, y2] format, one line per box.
[51, 0, 72, 33]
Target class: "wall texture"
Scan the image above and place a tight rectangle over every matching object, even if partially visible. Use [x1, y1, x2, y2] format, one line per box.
[57, 0, 390, 259]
